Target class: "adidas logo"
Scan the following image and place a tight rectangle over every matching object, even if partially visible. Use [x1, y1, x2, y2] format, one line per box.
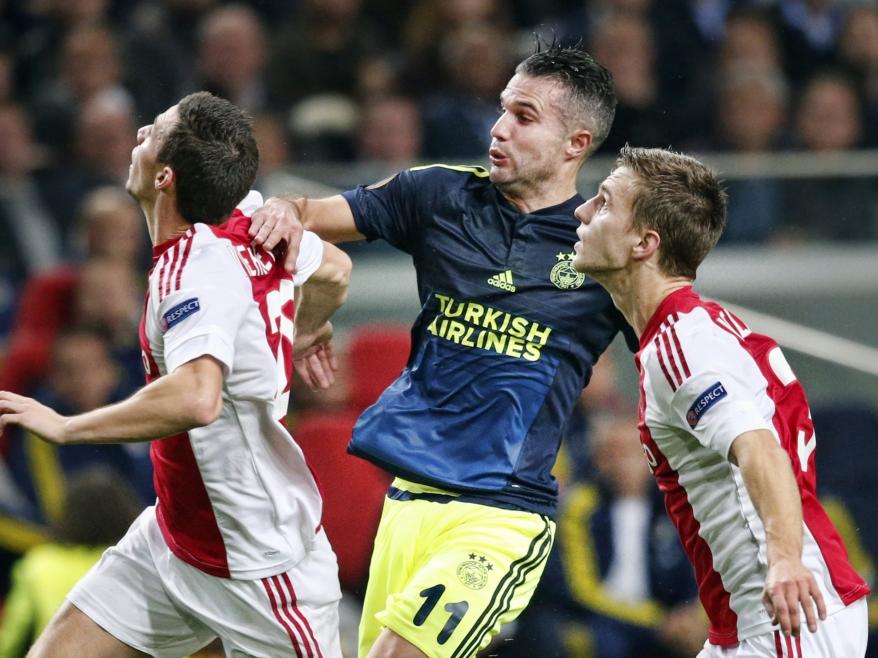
[487, 270, 516, 292]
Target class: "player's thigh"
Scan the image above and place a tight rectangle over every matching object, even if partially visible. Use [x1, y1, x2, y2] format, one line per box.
[67, 508, 217, 658]
[369, 501, 555, 658]
[800, 597, 868, 658]
[28, 601, 149, 658]
[171, 529, 343, 658]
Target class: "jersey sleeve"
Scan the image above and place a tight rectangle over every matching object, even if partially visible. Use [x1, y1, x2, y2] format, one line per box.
[156, 240, 250, 376]
[341, 168, 420, 253]
[646, 326, 775, 458]
[292, 230, 324, 286]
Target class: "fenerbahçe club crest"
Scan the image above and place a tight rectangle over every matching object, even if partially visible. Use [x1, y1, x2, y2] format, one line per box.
[457, 553, 494, 590]
[550, 252, 585, 290]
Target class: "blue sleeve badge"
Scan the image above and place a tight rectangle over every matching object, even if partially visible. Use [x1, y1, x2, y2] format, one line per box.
[160, 297, 200, 333]
[686, 382, 728, 428]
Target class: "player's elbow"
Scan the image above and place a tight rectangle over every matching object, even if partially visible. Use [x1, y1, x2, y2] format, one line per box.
[323, 245, 352, 288]
[188, 390, 223, 427]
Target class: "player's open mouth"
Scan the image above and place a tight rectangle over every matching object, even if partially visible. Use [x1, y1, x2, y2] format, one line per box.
[489, 149, 508, 165]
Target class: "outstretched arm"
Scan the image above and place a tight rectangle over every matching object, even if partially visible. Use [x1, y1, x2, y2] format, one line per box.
[0, 356, 224, 444]
[294, 241, 352, 390]
[250, 195, 364, 272]
[729, 430, 827, 637]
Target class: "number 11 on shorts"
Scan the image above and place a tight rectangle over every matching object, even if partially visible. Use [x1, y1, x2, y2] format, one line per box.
[413, 584, 470, 644]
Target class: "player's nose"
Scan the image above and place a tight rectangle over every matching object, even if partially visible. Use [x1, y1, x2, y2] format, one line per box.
[574, 201, 591, 224]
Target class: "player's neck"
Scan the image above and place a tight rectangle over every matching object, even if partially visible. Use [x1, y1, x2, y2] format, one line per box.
[141, 195, 192, 246]
[599, 267, 692, 338]
[498, 175, 577, 214]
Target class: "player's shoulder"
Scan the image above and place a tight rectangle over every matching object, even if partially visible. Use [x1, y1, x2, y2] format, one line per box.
[403, 163, 491, 190]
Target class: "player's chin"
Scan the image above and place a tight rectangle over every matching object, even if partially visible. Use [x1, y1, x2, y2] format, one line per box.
[488, 164, 510, 182]
[571, 254, 591, 273]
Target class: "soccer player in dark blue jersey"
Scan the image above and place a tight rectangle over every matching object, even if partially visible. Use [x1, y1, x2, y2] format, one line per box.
[252, 45, 636, 658]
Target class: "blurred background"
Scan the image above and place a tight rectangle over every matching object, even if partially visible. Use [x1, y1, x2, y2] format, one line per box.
[0, 0, 876, 656]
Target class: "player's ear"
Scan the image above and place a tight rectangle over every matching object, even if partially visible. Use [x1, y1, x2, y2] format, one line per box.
[155, 166, 175, 192]
[566, 128, 592, 160]
[633, 229, 660, 262]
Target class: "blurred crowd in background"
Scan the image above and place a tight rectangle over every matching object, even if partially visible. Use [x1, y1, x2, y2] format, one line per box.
[0, 0, 876, 656]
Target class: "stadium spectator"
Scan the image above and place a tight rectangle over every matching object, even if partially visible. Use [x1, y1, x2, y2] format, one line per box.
[358, 95, 423, 164]
[30, 23, 130, 157]
[0, 468, 141, 658]
[0, 328, 152, 558]
[0, 103, 62, 283]
[712, 68, 790, 243]
[771, 0, 846, 85]
[402, 0, 511, 93]
[681, 9, 785, 142]
[589, 11, 665, 152]
[122, 0, 217, 123]
[75, 186, 148, 269]
[74, 91, 138, 186]
[195, 4, 269, 114]
[267, 0, 383, 111]
[421, 23, 512, 158]
[781, 72, 876, 241]
[836, 5, 878, 146]
[66, 257, 142, 395]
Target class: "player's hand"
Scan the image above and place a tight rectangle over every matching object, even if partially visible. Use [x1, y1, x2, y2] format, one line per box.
[763, 558, 827, 636]
[249, 197, 303, 274]
[295, 323, 338, 391]
[0, 391, 69, 445]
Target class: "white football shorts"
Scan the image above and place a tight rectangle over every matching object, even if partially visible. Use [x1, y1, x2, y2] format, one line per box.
[68, 507, 343, 658]
[697, 596, 867, 658]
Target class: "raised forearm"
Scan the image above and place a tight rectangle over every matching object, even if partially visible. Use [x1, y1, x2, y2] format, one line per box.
[280, 195, 363, 244]
[295, 244, 351, 337]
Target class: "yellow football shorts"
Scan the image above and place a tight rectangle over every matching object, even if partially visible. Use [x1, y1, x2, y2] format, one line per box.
[358, 479, 556, 658]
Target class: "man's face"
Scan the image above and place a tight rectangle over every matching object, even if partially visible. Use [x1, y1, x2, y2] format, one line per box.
[572, 166, 640, 274]
[488, 73, 573, 193]
[125, 104, 179, 201]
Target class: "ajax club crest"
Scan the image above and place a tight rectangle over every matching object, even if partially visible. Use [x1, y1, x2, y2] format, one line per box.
[457, 553, 494, 590]
[550, 252, 585, 290]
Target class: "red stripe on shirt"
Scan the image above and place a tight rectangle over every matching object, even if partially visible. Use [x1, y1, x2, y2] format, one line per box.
[653, 337, 678, 391]
[164, 241, 180, 299]
[175, 230, 195, 292]
[661, 330, 684, 387]
[670, 325, 691, 378]
[775, 630, 784, 657]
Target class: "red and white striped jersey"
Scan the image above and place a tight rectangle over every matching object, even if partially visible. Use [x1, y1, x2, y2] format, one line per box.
[636, 287, 869, 646]
[139, 191, 326, 580]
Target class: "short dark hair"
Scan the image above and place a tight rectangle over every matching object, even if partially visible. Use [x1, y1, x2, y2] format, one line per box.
[516, 44, 616, 155]
[158, 92, 258, 225]
[617, 146, 727, 279]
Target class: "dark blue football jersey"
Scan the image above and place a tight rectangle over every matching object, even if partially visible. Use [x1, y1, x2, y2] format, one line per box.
[342, 165, 637, 516]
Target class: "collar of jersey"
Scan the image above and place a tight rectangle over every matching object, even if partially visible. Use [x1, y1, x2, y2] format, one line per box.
[151, 226, 194, 265]
[639, 285, 698, 349]
[494, 189, 584, 218]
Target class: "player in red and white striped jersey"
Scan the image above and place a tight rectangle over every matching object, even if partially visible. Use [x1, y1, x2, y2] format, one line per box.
[571, 145, 869, 657]
[0, 93, 351, 658]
